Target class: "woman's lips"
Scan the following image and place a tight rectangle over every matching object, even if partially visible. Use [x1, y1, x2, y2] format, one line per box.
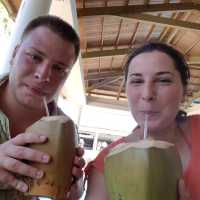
[141, 111, 159, 118]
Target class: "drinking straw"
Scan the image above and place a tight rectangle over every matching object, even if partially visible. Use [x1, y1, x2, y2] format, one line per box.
[143, 114, 148, 139]
[43, 96, 50, 116]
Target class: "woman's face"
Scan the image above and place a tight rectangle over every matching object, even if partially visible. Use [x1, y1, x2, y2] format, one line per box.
[126, 50, 184, 132]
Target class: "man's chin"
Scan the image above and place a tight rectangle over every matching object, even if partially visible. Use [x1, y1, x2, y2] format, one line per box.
[18, 97, 44, 111]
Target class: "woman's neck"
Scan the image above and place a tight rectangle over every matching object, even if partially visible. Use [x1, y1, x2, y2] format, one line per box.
[132, 121, 180, 143]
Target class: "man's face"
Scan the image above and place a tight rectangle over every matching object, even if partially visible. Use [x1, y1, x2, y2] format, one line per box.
[9, 26, 76, 110]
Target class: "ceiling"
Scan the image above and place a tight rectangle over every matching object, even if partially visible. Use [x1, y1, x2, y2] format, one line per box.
[2, 0, 200, 112]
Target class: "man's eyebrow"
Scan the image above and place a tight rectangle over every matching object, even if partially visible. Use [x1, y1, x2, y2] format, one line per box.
[30, 47, 67, 67]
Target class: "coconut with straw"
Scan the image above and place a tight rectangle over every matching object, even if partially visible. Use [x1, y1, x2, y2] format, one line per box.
[24, 97, 77, 200]
[104, 115, 182, 200]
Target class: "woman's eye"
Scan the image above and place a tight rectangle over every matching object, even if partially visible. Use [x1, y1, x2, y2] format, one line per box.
[130, 79, 144, 84]
[158, 79, 172, 83]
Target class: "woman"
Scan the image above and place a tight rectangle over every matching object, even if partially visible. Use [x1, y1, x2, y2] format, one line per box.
[85, 42, 198, 200]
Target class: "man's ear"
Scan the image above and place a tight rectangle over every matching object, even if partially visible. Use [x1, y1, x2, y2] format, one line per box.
[10, 45, 19, 66]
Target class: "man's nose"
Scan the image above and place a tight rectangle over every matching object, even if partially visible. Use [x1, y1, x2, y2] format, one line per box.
[142, 83, 156, 101]
[34, 62, 51, 83]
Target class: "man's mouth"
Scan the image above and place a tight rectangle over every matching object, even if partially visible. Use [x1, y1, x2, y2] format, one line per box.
[27, 85, 48, 97]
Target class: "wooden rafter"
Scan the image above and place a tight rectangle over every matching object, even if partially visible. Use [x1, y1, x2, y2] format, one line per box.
[129, 22, 139, 47]
[87, 68, 122, 74]
[159, 12, 179, 41]
[144, 13, 161, 42]
[83, 0, 86, 8]
[117, 78, 125, 100]
[88, 91, 126, 99]
[167, 11, 192, 44]
[100, 17, 104, 50]
[115, 18, 123, 48]
[188, 57, 200, 65]
[125, 0, 129, 6]
[77, 3, 200, 17]
[105, 0, 108, 7]
[185, 39, 200, 55]
[87, 76, 123, 92]
[87, 71, 122, 81]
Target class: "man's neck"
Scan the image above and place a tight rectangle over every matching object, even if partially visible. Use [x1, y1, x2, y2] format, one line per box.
[0, 82, 45, 137]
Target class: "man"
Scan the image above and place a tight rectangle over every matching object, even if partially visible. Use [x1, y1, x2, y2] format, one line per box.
[0, 15, 85, 199]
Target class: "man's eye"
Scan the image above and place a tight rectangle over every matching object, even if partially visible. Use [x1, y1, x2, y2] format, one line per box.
[52, 64, 64, 72]
[27, 53, 42, 62]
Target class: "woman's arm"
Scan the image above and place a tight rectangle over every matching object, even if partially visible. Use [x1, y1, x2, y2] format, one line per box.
[85, 168, 108, 200]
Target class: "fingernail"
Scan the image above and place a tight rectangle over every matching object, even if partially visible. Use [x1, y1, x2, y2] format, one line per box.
[16, 181, 28, 192]
[42, 154, 50, 163]
[40, 135, 47, 141]
[35, 170, 44, 179]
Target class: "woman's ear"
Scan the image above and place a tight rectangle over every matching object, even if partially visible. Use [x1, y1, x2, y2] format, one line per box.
[10, 45, 19, 66]
[181, 87, 187, 103]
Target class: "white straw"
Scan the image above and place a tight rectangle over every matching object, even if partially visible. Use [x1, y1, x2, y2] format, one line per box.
[43, 96, 50, 116]
[143, 114, 148, 139]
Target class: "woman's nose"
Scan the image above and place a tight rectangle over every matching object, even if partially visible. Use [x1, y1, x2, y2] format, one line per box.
[142, 83, 156, 101]
[34, 62, 51, 83]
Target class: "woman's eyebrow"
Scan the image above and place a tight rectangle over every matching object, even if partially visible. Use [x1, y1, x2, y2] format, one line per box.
[156, 71, 174, 76]
[129, 73, 142, 77]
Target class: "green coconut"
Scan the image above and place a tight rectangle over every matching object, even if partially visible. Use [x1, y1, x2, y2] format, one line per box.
[104, 139, 182, 200]
[24, 116, 77, 200]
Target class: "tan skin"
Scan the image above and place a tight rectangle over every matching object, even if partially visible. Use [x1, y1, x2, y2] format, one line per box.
[85, 51, 191, 200]
[0, 26, 85, 199]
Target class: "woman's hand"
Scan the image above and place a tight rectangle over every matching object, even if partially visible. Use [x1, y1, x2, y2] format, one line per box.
[67, 147, 85, 200]
[178, 179, 191, 200]
[0, 133, 50, 192]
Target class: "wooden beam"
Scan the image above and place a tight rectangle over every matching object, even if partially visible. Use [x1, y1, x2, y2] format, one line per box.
[129, 22, 139, 47]
[77, 3, 199, 17]
[82, 47, 200, 60]
[185, 39, 200, 55]
[159, 12, 179, 41]
[188, 57, 200, 65]
[115, 18, 123, 47]
[82, 48, 133, 58]
[167, 11, 192, 44]
[87, 71, 122, 80]
[122, 13, 200, 32]
[117, 78, 125, 100]
[87, 76, 123, 92]
[1, 0, 18, 19]
[87, 68, 122, 74]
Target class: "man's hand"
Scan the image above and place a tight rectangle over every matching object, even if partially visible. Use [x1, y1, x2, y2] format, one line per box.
[179, 179, 191, 200]
[0, 133, 50, 192]
[67, 147, 85, 200]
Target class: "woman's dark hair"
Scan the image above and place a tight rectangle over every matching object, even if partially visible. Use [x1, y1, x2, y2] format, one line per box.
[124, 42, 190, 87]
[124, 42, 190, 122]
[21, 15, 80, 62]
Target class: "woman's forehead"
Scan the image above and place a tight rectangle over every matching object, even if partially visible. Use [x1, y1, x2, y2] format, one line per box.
[128, 51, 176, 72]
